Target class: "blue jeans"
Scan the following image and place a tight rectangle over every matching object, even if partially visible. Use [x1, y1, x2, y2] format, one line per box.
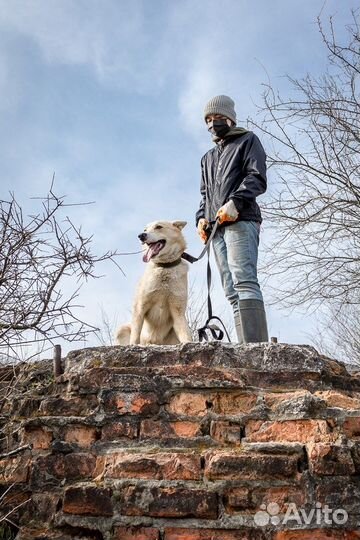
[212, 220, 264, 316]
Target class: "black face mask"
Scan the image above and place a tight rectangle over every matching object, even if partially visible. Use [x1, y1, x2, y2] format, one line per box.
[207, 119, 231, 138]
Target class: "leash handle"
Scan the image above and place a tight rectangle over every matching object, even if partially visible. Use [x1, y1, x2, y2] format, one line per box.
[197, 244, 232, 343]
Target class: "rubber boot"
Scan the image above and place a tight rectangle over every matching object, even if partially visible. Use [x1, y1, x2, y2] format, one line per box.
[234, 312, 244, 344]
[234, 299, 269, 344]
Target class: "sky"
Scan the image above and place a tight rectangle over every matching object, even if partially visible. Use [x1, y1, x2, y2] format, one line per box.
[0, 0, 357, 358]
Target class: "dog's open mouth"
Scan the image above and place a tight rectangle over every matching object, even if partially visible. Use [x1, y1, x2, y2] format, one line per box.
[143, 240, 166, 262]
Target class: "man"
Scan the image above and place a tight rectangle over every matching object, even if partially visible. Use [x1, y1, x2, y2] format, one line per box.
[196, 94, 268, 343]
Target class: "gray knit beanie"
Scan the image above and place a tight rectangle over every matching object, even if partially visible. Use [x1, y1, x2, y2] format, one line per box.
[204, 95, 236, 124]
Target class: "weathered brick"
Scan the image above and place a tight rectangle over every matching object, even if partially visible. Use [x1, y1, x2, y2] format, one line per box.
[26, 492, 61, 524]
[22, 427, 52, 450]
[113, 527, 160, 540]
[204, 450, 299, 480]
[17, 528, 73, 539]
[316, 478, 360, 513]
[263, 390, 326, 418]
[30, 453, 96, 488]
[64, 425, 97, 447]
[166, 392, 214, 416]
[118, 486, 217, 518]
[351, 441, 360, 473]
[223, 486, 250, 511]
[210, 420, 241, 445]
[14, 398, 43, 417]
[99, 451, 201, 480]
[102, 391, 159, 415]
[1, 487, 31, 522]
[140, 419, 201, 439]
[63, 486, 113, 516]
[164, 529, 268, 540]
[308, 443, 355, 475]
[101, 419, 138, 440]
[0, 454, 30, 483]
[224, 485, 305, 513]
[39, 395, 98, 416]
[214, 392, 257, 415]
[274, 531, 360, 539]
[315, 390, 360, 410]
[343, 416, 360, 438]
[245, 419, 333, 443]
[80, 367, 157, 392]
[264, 390, 311, 409]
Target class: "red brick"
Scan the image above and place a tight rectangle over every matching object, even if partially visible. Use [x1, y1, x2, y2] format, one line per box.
[343, 416, 360, 438]
[16, 528, 72, 539]
[214, 392, 257, 414]
[274, 531, 360, 539]
[63, 486, 112, 516]
[39, 395, 98, 416]
[118, 486, 217, 518]
[315, 390, 360, 410]
[22, 427, 52, 450]
[315, 477, 360, 510]
[210, 420, 241, 445]
[140, 419, 201, 439]
[64, 425, 97, 447]
[223, 486, 305, 514]
[204, 450, 298, 480]
[166, 392, 214, 416]
[30, 453, 96, 488]
[249, 486, 305, 512]
[0, 488, 31, 521]
[0, 454, 30, 483]
[246, 419, 333, 443]
[113, 527, 160, 540]
[99, 451, 201, 480]
[103, 391, 159, 415]
[263, 390, 310, 410]
[28, 492, 61, 523]
[223, 487, 250, 511]
[308, 443, 355, 475]
[101, 419, 138, 440]
[164, 529, 267, 540]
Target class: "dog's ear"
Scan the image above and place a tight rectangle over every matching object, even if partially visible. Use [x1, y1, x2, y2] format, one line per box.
[172, 220, 187, 230]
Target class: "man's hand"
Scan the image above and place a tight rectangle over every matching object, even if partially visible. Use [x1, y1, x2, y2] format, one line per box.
[197, 218, 209, 243]
[216, 200, 239, 224]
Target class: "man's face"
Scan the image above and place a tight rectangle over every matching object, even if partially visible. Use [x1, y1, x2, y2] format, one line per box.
[205, 114, 233, 128]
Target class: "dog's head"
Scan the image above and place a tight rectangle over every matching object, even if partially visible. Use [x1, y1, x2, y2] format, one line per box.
[138, 220, 187, 263]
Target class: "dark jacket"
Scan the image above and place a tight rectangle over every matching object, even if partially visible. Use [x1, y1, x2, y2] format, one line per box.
[195, 130, 267, 227]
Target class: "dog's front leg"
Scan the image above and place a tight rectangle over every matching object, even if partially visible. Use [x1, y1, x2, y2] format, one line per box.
[170, 306, 193, 343]
[129, 304, 145, 345]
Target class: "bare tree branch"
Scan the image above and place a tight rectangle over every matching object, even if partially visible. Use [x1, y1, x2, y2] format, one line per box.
[0, 186, 123, 353]
[249, 11, 360, 312]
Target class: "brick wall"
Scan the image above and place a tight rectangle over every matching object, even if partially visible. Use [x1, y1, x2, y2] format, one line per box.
[1, 343, 360, 539]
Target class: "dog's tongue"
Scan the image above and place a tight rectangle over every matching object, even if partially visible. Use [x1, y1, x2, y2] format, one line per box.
[143, 242, 163, 262]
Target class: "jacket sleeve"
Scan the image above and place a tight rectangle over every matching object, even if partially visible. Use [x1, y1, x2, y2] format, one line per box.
[229, 133, 267, 212]
[195, 158, 206, 227]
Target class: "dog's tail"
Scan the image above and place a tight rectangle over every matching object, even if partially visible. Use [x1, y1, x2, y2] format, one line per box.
[116, 324, 131, 345]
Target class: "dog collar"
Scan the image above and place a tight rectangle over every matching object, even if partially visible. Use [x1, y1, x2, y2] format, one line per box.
[154, 258, 182, 268]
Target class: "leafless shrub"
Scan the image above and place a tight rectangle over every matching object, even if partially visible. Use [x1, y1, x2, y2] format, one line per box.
[0, 182, 122, 358]
[250, 11, 360, 310]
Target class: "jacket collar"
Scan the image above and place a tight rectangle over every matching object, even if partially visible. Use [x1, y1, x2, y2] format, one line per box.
[212, 126, 249, 144]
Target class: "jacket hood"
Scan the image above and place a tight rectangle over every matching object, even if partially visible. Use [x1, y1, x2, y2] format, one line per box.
[212, 126, 249, 144]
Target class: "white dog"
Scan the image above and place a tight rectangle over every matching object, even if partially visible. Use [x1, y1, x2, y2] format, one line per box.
[116, 220, 193, 345]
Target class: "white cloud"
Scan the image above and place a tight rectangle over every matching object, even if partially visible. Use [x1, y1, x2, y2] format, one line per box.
[0, 0, 152, 88]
